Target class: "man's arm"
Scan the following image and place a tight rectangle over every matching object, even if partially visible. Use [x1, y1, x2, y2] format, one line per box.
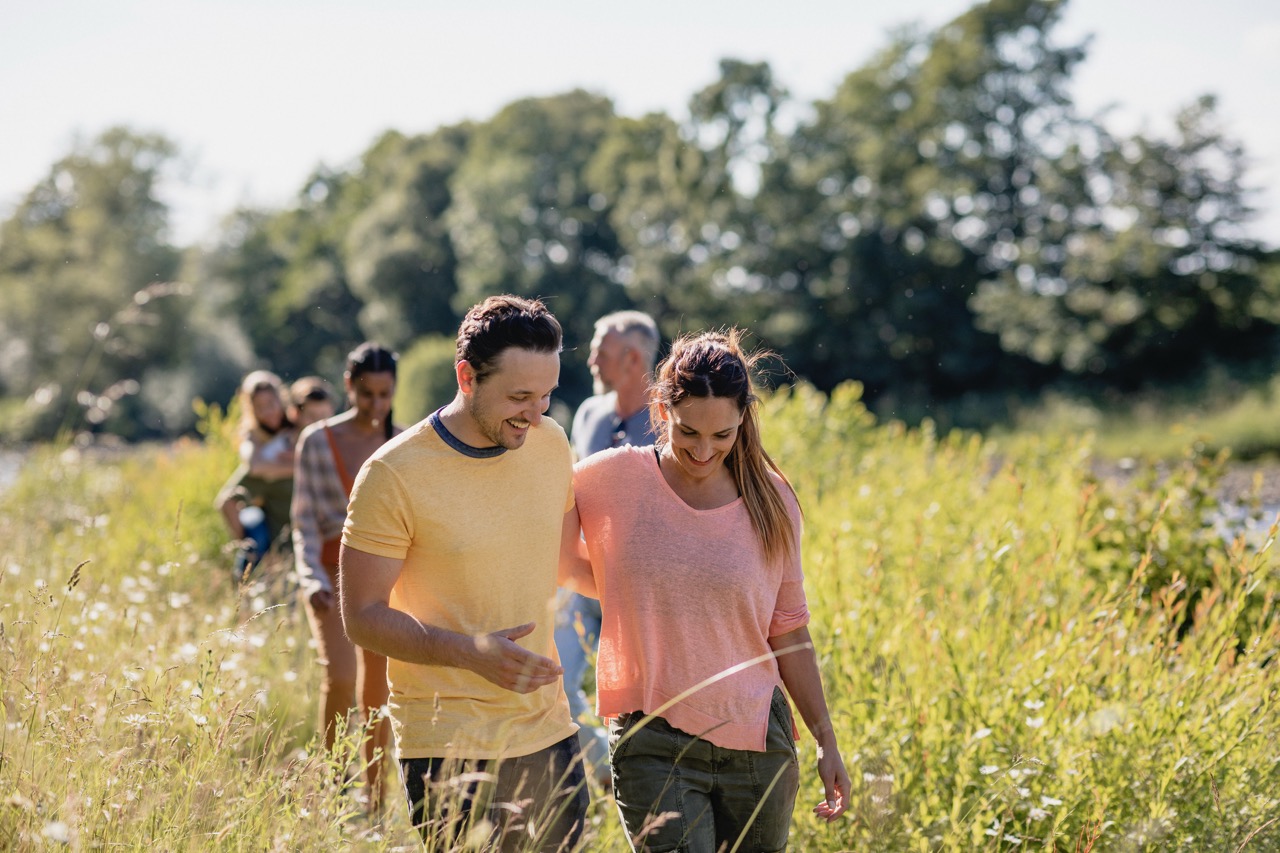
[340, 544, 564, 694]
[557, 505, 598, 597]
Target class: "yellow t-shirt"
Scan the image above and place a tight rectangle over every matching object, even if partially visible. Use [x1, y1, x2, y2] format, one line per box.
[342, 412, 576, 759]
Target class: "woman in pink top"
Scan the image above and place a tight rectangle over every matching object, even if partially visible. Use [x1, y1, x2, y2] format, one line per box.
[562, 329, 850, 852]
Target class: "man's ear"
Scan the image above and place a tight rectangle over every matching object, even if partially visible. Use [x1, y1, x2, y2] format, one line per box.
[456, 360, 476, 395]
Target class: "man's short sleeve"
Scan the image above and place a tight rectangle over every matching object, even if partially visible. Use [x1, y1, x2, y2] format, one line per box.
[342, 457, 414, 560]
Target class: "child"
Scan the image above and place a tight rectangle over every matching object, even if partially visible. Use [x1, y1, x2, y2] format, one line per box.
[290, 375, 337, 429]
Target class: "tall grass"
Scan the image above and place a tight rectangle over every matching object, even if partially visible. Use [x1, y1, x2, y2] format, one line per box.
[1005, 377, 1280, 461]
[763, 383, 1280, 851]
[2, 384, 1278, 850]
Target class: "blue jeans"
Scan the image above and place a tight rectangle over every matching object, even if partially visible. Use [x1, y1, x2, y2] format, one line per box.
[609, 688, 800, 853]
[554, 592, 602, 723]
[554, 593, 609, 773]
[232, 519, 271, 582]
[401, 733, 589, 852]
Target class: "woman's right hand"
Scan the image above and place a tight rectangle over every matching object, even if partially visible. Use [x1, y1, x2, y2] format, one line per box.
[310, 589, 334, 613]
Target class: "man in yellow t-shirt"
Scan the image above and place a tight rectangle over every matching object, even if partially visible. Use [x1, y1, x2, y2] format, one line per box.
[341, 295, 587, 850]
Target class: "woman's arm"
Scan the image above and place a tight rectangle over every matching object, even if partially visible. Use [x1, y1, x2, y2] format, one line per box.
[770, 625, 850, 822]
[290, 429, 332, 599]
[247, 430, 296, 480]
[213, 467, 250, 537]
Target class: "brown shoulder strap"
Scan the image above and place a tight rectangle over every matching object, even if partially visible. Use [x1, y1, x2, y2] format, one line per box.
[323, 424, 356, 498]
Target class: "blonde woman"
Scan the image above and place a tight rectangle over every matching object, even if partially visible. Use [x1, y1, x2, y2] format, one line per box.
[216, 370, 295, 582]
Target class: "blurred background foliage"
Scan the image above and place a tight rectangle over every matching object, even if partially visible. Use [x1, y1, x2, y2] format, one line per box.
[2, 0, 1278, 446]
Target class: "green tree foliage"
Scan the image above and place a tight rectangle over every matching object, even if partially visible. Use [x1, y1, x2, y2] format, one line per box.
[5, 1, 1278, 441]
[197, 183, 361, 385]
[971, 95, 1275, 384]
[447, 90, 634, 397]
[341, 126, 470, 349]
[0, 127, 191, 438]
[200, 124, 472, 387]
[395, 334, 459, 425]
[586, 60, 790, 339]
[757, 0, 1092, 412]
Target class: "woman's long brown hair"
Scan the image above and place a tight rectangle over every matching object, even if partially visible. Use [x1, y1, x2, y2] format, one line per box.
[649, 329, 798, 567]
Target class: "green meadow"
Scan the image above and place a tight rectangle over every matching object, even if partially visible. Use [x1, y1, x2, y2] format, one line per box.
[2, 385, 1278, 851]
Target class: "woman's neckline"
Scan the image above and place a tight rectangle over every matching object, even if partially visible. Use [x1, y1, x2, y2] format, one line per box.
[650, 445, 742, 512]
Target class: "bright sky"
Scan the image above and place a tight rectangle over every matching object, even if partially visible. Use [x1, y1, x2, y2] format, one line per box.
[2, 0, 1278, 248]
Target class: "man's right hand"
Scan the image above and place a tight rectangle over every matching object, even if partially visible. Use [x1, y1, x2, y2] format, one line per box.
[469, 622, 563, 694]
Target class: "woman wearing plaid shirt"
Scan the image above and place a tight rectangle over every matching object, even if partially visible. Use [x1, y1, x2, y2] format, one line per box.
[291, 343, 400, 810]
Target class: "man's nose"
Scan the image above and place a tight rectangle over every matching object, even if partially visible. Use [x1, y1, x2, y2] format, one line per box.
[526, 398, 549, 423]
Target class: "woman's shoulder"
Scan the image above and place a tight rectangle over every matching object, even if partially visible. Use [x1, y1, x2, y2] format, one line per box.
[296, 417, 332, 448]
[576, 443, 651, 473]
[574, 446, 655, 514]
[574, 445, 654, 494]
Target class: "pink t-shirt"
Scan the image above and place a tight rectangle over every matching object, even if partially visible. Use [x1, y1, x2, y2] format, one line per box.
[573, 444, 809, 752]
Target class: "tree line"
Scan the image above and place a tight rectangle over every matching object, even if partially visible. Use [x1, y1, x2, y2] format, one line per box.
[1, 0, 1277, 442]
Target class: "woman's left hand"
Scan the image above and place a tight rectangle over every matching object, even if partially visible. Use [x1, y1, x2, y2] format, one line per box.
[812, 746, 851, 822]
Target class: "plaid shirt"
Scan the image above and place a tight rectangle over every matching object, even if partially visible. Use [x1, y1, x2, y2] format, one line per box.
[290, 421, 349, 595]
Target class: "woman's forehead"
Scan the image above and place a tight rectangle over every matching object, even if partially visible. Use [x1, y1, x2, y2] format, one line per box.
[669, 395, 741, 428]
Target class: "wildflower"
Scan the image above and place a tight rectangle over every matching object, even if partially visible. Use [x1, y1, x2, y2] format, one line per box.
[5, 792, 34, 811]
[465, 821, 496, 847]
[1026, 716, 1045, 728]
[980, 765, 1000, 775]
[1041, 795, 1063, 807]
[1023, 699, 1045, 710]
[41, 821, 71, 843]
[1089, 706, 1124, 735]
[973, 727, 993, 740]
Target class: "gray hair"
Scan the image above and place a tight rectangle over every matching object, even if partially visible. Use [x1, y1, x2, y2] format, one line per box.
[596, 310, 660, 370]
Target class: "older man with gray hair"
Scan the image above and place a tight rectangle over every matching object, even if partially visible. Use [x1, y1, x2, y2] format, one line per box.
[556, 309, 660, 781]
